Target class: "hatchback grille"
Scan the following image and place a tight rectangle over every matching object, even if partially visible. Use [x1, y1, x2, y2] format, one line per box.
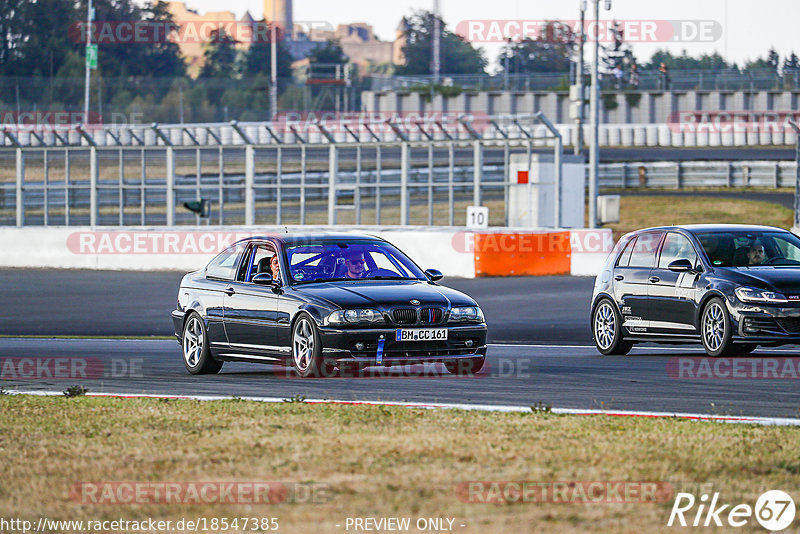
[420, 308, 443, 324]
[777, 317, 800, 334]
[393, 309, 418, 324]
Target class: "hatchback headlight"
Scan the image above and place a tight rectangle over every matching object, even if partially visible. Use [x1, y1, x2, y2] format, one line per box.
[735, 287, 788, 304]
[327, 309, 384, 325]
[449, 306, 485, 323]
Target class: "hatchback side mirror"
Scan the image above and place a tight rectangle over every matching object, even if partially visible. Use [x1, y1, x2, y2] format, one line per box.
[424, 268, 444, 281]
[668, 259, 694, 273]
[253, 272, 280, 288]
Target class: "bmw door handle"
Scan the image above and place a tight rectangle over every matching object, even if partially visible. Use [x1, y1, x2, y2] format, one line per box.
[649, 276, 660, 283]
[614, 275, 624, 281]
[224, 287, 236, 296]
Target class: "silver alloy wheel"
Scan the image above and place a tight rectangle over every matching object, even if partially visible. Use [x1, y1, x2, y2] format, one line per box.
[703, 302, 725, 351]
[183, 316, 204, 367]
[594, 301, 616, 350]
[293, 318, 314, 372]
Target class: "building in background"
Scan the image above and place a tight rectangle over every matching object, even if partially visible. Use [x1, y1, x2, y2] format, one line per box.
[167, 0, 406, 77]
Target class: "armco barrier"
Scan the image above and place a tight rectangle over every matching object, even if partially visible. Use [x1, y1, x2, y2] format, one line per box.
[0, 226, 613, 278]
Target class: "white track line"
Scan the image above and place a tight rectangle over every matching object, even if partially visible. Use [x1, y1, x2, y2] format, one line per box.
[8, 390, 800, 427]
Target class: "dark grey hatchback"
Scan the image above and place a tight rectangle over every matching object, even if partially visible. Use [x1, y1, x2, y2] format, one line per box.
[591, 224, 800, 357]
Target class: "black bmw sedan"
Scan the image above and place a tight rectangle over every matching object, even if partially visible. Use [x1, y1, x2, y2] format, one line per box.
[591, 224, 800, 357]
[172, 233, 487, 377]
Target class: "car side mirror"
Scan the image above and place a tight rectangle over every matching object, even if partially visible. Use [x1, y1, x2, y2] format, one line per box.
[668, 259, 694, 272]
[424, 268, 443, 281]
[252, 272, 280, 288]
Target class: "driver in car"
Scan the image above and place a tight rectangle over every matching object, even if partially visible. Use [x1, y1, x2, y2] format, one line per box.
[747, 241, 767, 265]
[344, 250, 367, 279]
[270, 254, 281, 280]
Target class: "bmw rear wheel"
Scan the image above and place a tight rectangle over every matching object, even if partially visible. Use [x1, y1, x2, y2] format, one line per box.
[701, 297, 735, 357]
[593, 299, 633, 356]
[182, 311, 223, 375]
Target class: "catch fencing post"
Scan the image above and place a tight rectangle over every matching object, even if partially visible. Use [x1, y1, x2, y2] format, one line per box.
[5, 131, 23, 226]
[231, 121, 255, 225]
[328, 144, 338, 225]
[76, 125, 98, 226]
[400, 141, 409, 226]
[152, 124, 175, 225]
[534, 111, 564, 228]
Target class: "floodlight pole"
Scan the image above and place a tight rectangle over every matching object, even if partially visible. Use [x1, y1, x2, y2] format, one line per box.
[575, 1, 586, 156]
[83, 0, 93, 122]
[432, 0, 441, 84]
[789, 119, 800, 230]
[270, 1, 278, 120]
[589, 0, 610, 229]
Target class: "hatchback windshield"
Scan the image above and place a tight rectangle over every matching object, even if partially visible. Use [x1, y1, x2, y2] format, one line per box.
[695, 231, 800, 267]
[284, 240, 426, 283]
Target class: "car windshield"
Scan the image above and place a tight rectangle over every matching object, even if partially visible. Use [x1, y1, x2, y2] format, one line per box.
[695, 230, 800, 267]
[284, 240, 426, 283]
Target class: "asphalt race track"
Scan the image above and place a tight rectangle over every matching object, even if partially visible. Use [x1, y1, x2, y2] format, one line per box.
[2, 270, 800, 419]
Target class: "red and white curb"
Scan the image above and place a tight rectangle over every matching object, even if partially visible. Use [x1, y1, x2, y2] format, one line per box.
[6, 389, 800, 427]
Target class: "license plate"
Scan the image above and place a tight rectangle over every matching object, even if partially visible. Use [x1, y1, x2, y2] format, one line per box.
[395, 328, 448, 342]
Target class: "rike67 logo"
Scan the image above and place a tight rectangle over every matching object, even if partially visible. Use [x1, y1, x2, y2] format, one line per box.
[668, 490, 796, 531]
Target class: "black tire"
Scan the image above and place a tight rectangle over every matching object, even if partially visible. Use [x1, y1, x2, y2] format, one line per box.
[291, 314, 327, 378]
[182, 311, 223, 375]
[700, 297, 736, 357]
[445, 357, 485, 375]
[592, 298, 633, 355]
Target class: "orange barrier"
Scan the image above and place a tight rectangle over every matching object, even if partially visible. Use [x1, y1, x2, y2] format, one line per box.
[473, 232, 572, 277]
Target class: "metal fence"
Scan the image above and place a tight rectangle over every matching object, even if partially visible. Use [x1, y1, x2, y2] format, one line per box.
[2, 128, 797, 229]
[0, 138, 519, 227]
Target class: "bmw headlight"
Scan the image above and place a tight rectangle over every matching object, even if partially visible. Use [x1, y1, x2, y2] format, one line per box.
[448, 306, 485, 323]
[734, 286, 788, 304]
[327, 309, 384, 325]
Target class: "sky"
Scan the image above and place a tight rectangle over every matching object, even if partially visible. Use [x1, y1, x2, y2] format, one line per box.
[177, 0, 799, 72]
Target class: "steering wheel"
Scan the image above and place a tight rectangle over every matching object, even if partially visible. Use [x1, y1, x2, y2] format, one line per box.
[762, 256, 783, 265]
[364, 268, 400, 278]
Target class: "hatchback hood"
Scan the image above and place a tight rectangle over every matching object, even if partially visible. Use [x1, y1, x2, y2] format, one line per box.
[725, 267, 800, 295]
[294, 280, 477, 308]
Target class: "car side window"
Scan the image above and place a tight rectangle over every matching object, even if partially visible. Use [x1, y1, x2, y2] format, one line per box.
[205, 245, 243, 281]
[241, 244, 278, 282]
[628, 232, 663, 269]
[658, 233, 699, 269]
[616, 238, 636, 267]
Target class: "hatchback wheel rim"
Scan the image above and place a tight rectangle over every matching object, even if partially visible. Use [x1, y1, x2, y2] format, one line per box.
[293, 319, 314, 371]
[594, 302, 616, 350]
[183, 317, 203, 367]
[703, 303, 725, 351]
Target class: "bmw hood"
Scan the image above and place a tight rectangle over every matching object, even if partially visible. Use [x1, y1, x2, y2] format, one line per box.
[294, 280, 477, 309]
[725, 267, 800, 295]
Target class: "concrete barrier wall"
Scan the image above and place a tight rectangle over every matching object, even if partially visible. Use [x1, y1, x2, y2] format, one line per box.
[0, 226, 614, 278]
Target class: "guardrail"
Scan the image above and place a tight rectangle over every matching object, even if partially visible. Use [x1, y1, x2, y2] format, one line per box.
[371, 69, 800, 92]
